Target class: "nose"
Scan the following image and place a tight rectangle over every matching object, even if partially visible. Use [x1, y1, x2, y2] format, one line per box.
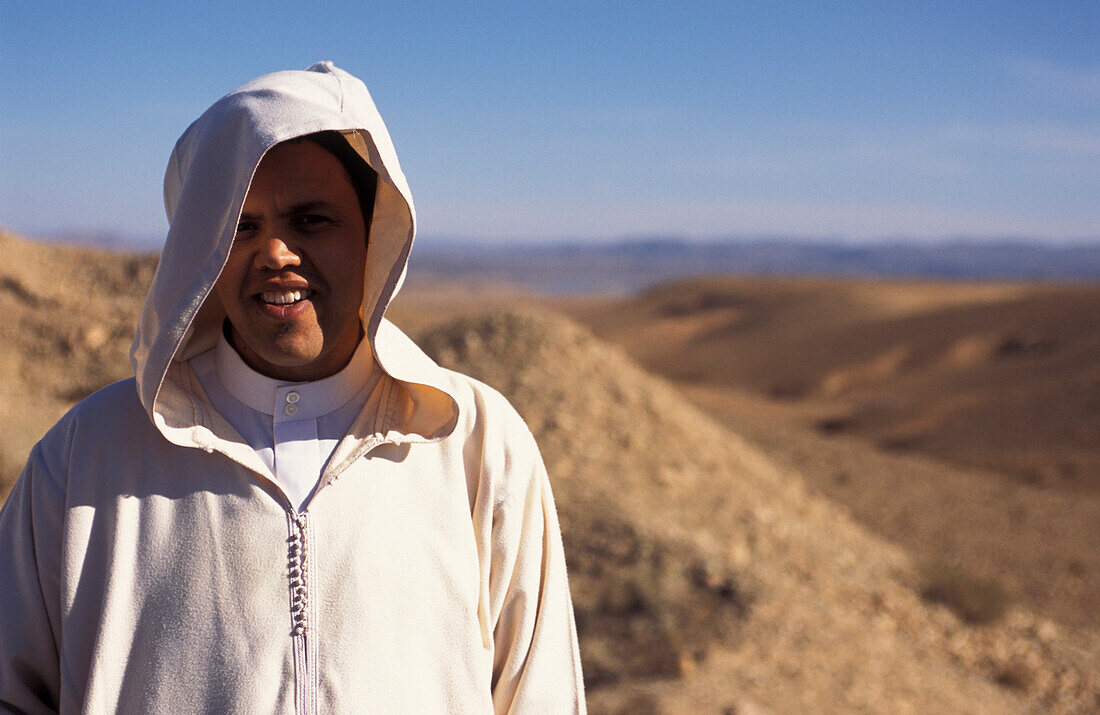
[253, 234, 302, 271]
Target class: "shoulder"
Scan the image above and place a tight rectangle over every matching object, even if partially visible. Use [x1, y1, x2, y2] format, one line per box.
[437, 368, 534, 444]
[434, 368, 549, 505]
[67, 377, 145, 420]
[47, 378, 147, 441]
[30, 378, 154, 485]
[374, 319, 539, 455]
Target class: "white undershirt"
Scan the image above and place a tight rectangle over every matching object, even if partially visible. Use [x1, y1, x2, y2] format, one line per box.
[190, 329, 379, 510]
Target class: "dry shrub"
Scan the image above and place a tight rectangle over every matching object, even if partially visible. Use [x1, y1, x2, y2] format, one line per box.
[919, 560, 1013, 625]
[561, 503, 753, 689]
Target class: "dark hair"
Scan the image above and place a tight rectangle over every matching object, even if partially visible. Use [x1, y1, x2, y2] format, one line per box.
[289, 130, 378, 237]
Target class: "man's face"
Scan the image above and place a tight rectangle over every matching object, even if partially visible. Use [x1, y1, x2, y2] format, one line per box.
[214, 140, 368, 381]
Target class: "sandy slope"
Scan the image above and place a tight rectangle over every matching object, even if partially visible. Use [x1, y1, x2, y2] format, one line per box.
[552, 276, 1100, 634]
[0, 230, 157, 494]
[413, 309, 1097, 713]
[557, 275, 1100, 494]
[2, 231, 1097, 712]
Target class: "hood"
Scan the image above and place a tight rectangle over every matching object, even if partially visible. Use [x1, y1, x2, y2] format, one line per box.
[131, 61, 456, 443]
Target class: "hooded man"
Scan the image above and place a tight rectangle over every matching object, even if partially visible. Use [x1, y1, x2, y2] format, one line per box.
[0, 62, 585, 713]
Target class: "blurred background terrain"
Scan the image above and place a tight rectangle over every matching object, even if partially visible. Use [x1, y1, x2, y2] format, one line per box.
[2, 227, 1097, 713]
[3, 3, 1098, 711]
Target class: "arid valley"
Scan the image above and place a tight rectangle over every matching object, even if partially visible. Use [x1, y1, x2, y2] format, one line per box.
[2, 229, 1097, 712]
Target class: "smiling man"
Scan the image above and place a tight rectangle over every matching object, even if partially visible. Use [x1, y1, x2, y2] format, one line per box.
[215, 138, 370, 382]
[0, 63, 585, 713]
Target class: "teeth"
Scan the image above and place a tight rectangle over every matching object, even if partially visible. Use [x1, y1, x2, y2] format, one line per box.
[261, 290, 307, 305]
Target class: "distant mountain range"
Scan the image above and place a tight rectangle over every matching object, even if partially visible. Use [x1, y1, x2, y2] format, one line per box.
[13, 228, 1100, 293]
[411, 238, 1100, 293]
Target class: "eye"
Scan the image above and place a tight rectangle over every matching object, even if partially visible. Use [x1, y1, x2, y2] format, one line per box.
[296, 213, 333, 230]
[235, 219, 258, 235]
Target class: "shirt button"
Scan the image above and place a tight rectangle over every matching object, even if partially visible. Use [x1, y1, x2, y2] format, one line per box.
[286, 391, 300, 404]
[285, 403, 299, 416]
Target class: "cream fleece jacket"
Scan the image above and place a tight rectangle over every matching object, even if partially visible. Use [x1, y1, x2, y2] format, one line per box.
[0, 62, 585, 714]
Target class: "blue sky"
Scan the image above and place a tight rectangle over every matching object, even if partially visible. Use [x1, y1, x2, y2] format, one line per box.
[1, 2, 1097, 247]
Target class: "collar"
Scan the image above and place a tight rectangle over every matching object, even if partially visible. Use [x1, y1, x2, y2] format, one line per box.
[214, 327, 376, 420]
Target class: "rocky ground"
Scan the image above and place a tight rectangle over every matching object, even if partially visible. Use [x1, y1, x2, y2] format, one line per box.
[416, 309, 1099, 713]
[553, 276, 1100, 634]
[0, 230, 157, 495]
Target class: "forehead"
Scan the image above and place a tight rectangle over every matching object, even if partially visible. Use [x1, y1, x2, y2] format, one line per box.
[245, 141, 356, 205]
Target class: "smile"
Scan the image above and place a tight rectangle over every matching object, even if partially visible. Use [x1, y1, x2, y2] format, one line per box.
[260, 289, 313, 305]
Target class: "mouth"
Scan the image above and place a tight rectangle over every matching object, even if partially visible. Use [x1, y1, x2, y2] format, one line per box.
[253, 287, 316, 320]
[259, 288, 314, 306]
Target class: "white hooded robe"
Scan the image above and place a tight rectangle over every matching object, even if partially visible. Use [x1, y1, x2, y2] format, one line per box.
[0, 62, 585, 714]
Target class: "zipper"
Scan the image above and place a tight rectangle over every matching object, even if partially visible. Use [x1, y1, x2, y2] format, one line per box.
[288, 510, 318, 715]
[283, 435, 398, 714]
[264, 428, 400, 713]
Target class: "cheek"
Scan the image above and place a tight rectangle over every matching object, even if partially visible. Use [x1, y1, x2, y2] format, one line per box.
[213, 254, 249, 307]
[319, 242, 366, 292]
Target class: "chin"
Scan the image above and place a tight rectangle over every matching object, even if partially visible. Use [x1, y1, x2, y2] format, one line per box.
[266, 327, 323, 356]
[249, 333, 321, 365]
[265, 346, 325, 368]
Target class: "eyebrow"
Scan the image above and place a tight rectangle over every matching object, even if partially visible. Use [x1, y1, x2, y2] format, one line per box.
[238, 200, 341, 222]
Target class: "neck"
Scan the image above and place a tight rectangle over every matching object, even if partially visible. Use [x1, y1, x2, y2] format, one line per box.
[224, 321, 368, 382]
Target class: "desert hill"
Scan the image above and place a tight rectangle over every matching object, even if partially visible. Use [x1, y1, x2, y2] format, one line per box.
[553, 275, 1100, 632]
[1, 230, 1097, 712]
[556, 275, 1100, 490]
[0, 229, 157, 493]
[415, 310, 1096, 712]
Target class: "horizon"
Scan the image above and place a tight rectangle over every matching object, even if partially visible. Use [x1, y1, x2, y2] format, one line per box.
[13, 226, 1099, 253]
[2, 3, 1098, 246]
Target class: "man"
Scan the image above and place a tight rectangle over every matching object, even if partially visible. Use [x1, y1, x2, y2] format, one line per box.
[0, 62, 585, 713]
